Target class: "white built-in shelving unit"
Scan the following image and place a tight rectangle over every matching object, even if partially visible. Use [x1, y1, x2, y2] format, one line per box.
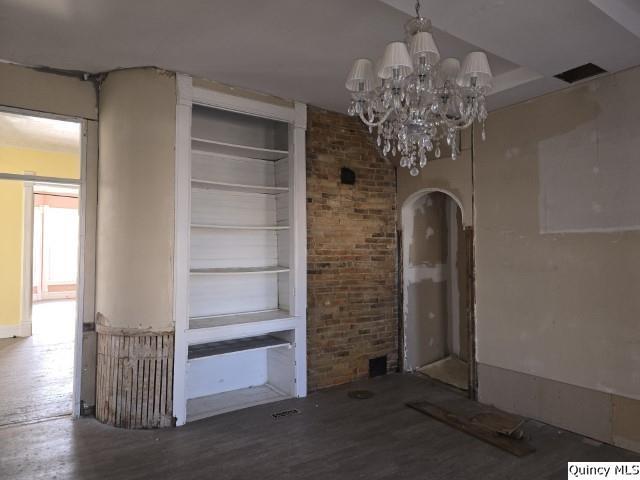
[172, 76, 307, 425]
[173, 75, 306, 425]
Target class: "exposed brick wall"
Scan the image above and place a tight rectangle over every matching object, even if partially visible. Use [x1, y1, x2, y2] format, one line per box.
[306, 106, 398, 391]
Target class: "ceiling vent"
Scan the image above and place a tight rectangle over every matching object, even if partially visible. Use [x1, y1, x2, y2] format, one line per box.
[554, 63, 607, 83]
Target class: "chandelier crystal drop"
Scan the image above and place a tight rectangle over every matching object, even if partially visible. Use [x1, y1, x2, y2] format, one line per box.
[345, 0, 493, 176]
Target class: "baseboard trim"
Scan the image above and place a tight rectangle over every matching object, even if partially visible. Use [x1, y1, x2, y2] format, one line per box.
[0, 324, 21, 338]
[19, 321, 32, 337]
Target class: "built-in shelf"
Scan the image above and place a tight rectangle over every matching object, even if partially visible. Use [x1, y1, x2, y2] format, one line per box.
[188, 334, 290, 360]
[191, 224, 290, 230]
[179, 92, 305, 426]
[189, 309, 292, 330]
[191, 179, 289, 195]
[187, 385, 290, 421]
[192, 138, 288, 161]
[190, 266, 290, 276]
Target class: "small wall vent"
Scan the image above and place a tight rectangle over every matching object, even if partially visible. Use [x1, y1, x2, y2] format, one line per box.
[341, 167, 356, 185]
[554, 63, 607, 83]
[369, 355, 388, 378]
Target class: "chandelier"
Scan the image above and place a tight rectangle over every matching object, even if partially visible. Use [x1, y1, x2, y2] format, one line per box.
[345, 0, 493, 176]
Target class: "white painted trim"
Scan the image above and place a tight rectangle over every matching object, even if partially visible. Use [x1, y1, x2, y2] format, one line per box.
[294, 102, 307, 130]
[291, 114, 307, 397]
[192, 86, 296, 124]
[20, 182, 34, 338]
[173, 73, 193, 426]
[186, 317, 299, 345]
[0, 173, 80, 185]
[72, 119, 89, 419]
[176, 73, 193, 106]
[0, 325, 20, 339]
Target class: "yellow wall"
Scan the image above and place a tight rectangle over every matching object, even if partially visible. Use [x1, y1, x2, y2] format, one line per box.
[0, 146, 79, 329]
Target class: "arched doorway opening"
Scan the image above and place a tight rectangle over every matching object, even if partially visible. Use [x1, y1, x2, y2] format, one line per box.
[401, 189, 472, 392]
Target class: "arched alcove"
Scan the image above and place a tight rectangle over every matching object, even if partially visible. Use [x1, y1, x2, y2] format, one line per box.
[401, 188, 471, 391]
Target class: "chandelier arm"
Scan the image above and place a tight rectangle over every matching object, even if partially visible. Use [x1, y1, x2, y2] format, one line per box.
[358, 108, 394, 128]
[451, 118, 476, 131]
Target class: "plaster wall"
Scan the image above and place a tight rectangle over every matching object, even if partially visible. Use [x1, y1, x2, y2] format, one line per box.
[474, 67, 640, 402]
[474, 66, 640, 451]
[96, 68, 176, 331]
[396, 131, 472, 228]
[0, 62, 97, 120]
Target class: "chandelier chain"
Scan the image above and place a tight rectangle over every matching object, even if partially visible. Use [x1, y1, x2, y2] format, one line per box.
[415, 0, 421, 18]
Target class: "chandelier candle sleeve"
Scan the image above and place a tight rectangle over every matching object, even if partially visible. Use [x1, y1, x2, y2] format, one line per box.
[458, 52, 493, 88]
[409, 32, 440, 67]
[379, 42, 414, 80]
[345, 0, 492, 176]
[346, 59, 375, 92]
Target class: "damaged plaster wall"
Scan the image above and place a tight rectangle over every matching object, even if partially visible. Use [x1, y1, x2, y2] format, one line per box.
[0, 62, 98, 120]
[96, 68, 177, 331]
[398, 132, 472, 371]
[402, 192, 449, 369]
[475, 65, 640, 452]
[397, 130, 472, 228]
[402, 191, 467, 370]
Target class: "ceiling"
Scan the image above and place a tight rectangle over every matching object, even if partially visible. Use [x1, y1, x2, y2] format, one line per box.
[1, 0, 640, 113]
[0, 111, 81, 153]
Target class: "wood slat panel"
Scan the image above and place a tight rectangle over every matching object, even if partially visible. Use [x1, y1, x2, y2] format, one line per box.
[190, 229, 278, 269]
[189, 274, 279, 317]
[191, 189, 277, 227]
[96, 331, 174, 428]
[192, 151, 276, 187]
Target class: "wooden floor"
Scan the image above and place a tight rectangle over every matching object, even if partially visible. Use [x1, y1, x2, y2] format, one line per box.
[0, 300, 74, 426]
[1, 374, 637, 480]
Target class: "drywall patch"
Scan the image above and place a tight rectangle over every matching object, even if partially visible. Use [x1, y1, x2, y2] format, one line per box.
[538, 77, 640, 233]
[478, 363, 614, 445]
[405, 280, 448, 368]
[612, 395, 640, 452]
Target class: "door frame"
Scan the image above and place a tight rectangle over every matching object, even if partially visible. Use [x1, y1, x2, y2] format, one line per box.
[20, 181, 34, 337]
[0, 105, 91, 419]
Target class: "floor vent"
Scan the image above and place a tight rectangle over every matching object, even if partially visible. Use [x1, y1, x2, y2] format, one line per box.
[272, 409, 300, 419]
[554, 63, 607, 83]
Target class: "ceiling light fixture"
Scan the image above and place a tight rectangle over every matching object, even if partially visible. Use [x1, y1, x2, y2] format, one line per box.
[345, 0, 493, 175]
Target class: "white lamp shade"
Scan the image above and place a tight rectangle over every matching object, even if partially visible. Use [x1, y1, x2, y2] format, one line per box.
[346, 58, 375, 92]
[439, 58, 461, 83]
[409, 32, 440, 66]
[457, 51, 493, 88]
[379, 42, 413, 79]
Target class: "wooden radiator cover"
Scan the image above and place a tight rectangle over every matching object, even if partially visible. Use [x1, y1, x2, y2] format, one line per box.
[96, 322, 174, 428]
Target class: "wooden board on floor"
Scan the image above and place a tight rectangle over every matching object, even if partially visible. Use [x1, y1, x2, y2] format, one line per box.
[406, 401, 536, 457]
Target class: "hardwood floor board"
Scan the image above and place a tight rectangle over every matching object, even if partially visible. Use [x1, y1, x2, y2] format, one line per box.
[0, 374, 638, 480]
[0, 300, 75, 427]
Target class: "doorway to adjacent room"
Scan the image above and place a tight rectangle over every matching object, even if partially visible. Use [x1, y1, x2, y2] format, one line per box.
[0, 110, 83, 426]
